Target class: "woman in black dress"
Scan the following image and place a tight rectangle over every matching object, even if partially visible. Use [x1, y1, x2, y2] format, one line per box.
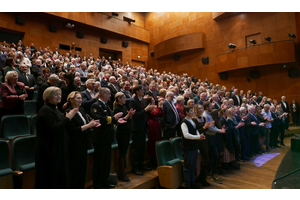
[113, 92, 135, 182]
[65, 91, 100, 188]
[35, 86, 77, 189]
[192, 104, 213, 187]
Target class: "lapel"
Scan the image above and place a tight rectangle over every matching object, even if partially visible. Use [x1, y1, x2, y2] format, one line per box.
[134, 95, 143, 110]
[98, 100, 111, 115]
[85, 90, 92, 100]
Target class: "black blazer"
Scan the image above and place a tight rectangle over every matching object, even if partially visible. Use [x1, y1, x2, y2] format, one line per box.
[90, 100, 116, 145]
[18, 72, 37, 100]
[245, 113, 260, 135]
[279, 101, 290, 114]
[107, 83, 118, 110]
[162, 100, 178, 129]
[121, 89, 132, 108]
[232, 94, 242, 106]
[271, 112, 280, 129]
[129, 95, 149, 132]
[81, 90, 97, 116]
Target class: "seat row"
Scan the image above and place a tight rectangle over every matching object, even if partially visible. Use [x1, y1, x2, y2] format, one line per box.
[156, 137, 200, 189]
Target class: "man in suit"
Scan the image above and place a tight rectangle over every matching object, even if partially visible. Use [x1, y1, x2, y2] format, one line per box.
[31, 59, 43, 81]
[162, 91, 180, 140]
[17, 64, 37, 100]
[53, 48, 60, 55]
[107, 76, 119, 110]
[211, 94, 221, 111]
[120, 81, 132, 108]
[74, 77, 86, 92]
[78, 62, 88, 83]
[36, 74, 59, 112]
[232, 89, 242, 106]
[196, 92, 206, 105]
[81, 79, 99, 116]
[0, 45, 7, 70]
[279, 96, 290, 130]
[251, 95, 260, 107]
[129, 85, 156, 175]
[90, 88, 123, 189]
[256, 91, 264, 104]
[145, 83, 158, 104]
[245, 105, 265, 155]
[270, 105, 281, 148]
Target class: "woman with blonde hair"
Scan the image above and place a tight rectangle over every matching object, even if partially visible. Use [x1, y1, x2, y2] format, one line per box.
[0, 71, 27, 117]
[113, 92, 135, 182]
[64, 91, 100, 188]
[35, 86, 78, 188]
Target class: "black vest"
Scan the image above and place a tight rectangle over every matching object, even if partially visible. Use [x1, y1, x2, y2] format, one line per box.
[181, 118, 199, 151]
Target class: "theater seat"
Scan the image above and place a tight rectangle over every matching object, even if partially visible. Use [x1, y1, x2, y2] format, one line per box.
[30, 114, 37, 135]
[11, 135, 36, 189]
[24, 100, 37, 118]
[0, 115, 31, 140]
[170, 137, 184, 163]
[111, 125, 118, 149]
[0, 140, 13, 189]
[32, 91, 38, 100]
[156, 140, 183, 189]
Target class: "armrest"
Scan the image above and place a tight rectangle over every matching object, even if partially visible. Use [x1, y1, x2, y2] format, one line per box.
[12, 171, 23, 176]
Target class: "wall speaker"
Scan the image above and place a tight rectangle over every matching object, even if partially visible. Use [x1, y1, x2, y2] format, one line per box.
[15, 16, 25, 25]
[150, 51, 154, 57]
[288, 68, 299, 78]
[250, 70, 260, 79]
[101, 37, 107, 44]
[219, 72, 228, 80]
[49, 24, 57, 32]
[173, 54, 180, 61]
[122, 41, 128, 47]
[202, 57, 209, 64]
[76, 31, 84, 39]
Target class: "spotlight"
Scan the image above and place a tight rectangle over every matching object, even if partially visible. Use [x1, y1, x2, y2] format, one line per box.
[123, 16, 135, 24]
[265, 37, 272, 43]
[249, 39, 256, 45]
[228, 43, 236, 50]
[66, 23, 75, 28]
[289, 33, 296, 40]
[112, 12, 118, 17]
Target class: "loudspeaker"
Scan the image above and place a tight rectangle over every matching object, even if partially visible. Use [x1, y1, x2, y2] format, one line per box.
[219, 72, 228, 80]
[15, 16, 24, 25]
[122, 41, 128, 47]
[291, 137, 300, 152]
[202, 57, 209, 64]
[101, 37, 107, 44]
[150, 51, 154, 57]
[250, 70, 260, 79]
[49, 24, 57, 32]
[77, 31, 84, 39]
[288, 68, 299, 78]
[173, 54, 180, 61]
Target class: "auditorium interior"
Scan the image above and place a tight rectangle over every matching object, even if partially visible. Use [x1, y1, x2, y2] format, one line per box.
[1, 9, 300, 193]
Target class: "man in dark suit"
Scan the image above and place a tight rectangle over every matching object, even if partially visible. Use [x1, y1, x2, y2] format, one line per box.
[256, 91, 263, 104]
[17, 64, 37, 100]
[53, 48, 60, 55]
[74, 77, 86, 92]
[107, 76, 119, 110]
[211, 94, 221, 111]
[81, 79, 99, 116]
[145, 83, 158, 104]
[0, 45, 7, 70]
[279, 96, 290, 130]
[36, 74, 59, 112]
[129, 85, 156, 175]
[270, 105, 281, 148]
[196, 92, 206, 105]
[245, 105, 265, 155]
[31, 59, 43, 81]
[251, 95, 260, 107]
[90, 88, 124, 189]
[232, 89, 242, 106]
[120, 81, 132, 108]
[162, 91, 180, 140]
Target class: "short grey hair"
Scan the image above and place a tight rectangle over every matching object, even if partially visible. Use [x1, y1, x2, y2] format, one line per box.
[43, 86, 61, 103]
[176, 95, 184, 102]
[85, 79, 95, 85]
[48, 74, 59, 81]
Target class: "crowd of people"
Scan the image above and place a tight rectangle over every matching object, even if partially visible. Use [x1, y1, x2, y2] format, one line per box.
[0, 40, 299, 189]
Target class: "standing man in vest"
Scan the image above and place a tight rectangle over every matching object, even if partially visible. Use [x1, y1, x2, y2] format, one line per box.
[181, 105, 206, 189]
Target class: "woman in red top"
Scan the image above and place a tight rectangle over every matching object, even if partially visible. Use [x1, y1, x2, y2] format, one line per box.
[0, 71, 27, 117]
[145, 97, 163, 169]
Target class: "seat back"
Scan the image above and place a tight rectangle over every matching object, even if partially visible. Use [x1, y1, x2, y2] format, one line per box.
[156, 140, 177, 166]
[111, 125, 118, 149]
[30, 114, 37, 135]
[32, 91, 38, 100]
[24, 100, 37, 117]
[11, 135, 36, 172]
[0, 115, 31, 140]
[0, 140, 12, 177]
[170, 137, 184, 160]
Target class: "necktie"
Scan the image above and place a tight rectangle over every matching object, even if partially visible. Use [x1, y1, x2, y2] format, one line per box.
[252, 113, 258, 121]
[170, 102, 179, 124]
[24, 73, 29, 82]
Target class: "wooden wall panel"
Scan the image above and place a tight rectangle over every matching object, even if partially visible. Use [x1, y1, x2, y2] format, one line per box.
[145, 12, 299, 105]
[46, 12, 149, 43]
[0, 12, 148, 67]
[215, 41, 296, 73]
